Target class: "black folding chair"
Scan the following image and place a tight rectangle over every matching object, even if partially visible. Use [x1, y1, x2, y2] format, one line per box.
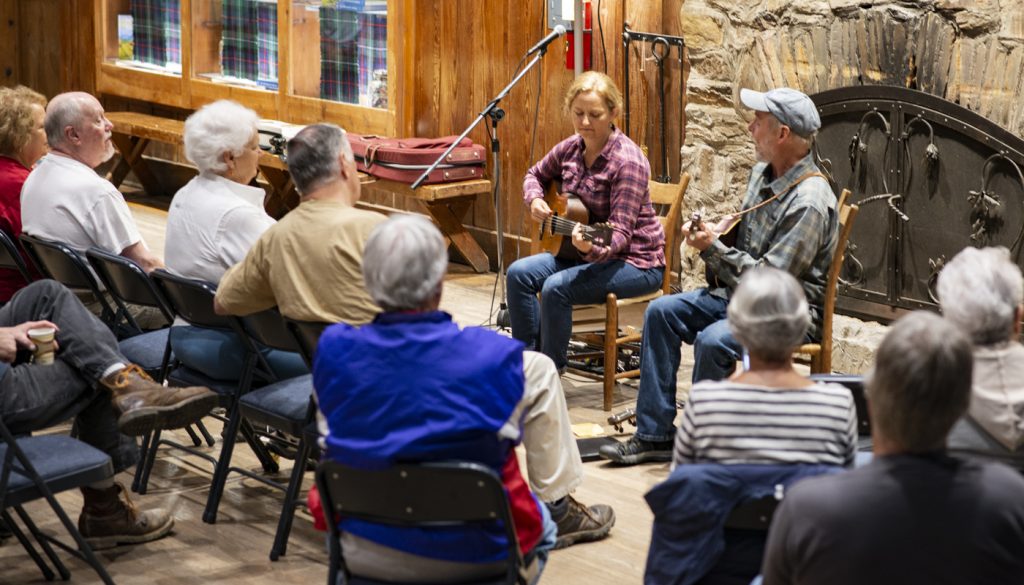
[144, 269, 277, 496]
[0, 418, 116, 584]
[0, 229, 36, 288]
[19, 234, 118, 327]
[201, 309, 319, 557]
[86, 247, 172, 338]
[316, 460, 527, 585]
[247, 317, 329, 561]
[85, 249, 214, 490]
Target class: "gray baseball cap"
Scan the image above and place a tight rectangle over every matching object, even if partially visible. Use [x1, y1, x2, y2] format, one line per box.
[740, 88, 821, 137]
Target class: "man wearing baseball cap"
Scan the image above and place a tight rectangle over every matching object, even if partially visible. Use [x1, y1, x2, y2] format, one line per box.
[601, 87, 840, 465]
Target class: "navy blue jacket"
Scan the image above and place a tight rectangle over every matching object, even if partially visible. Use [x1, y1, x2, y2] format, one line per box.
[644, 463, 840, 585]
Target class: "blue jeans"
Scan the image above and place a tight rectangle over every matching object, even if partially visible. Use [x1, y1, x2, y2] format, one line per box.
[635, 288, 742, 442]
[169, 326, 308, 382]
[506, 254, 663, 370]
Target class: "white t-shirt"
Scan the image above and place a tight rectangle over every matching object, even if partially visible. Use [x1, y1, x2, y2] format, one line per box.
[165, 172, 274, 283]
[21, 153, 144, 254]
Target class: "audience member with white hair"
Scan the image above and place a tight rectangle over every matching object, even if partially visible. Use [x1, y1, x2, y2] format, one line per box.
[762, 311, 1024, 584]
[313, 214, 615, 582]
[214, 123, 383, 324]
[163, 100, 303, 381]
[671, 266, 857, 469]
[937, 246, 1024, 468]
[20, 91, 165, 328]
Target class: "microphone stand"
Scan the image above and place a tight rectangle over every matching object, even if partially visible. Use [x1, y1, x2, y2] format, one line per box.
[412, 46, 555, 329]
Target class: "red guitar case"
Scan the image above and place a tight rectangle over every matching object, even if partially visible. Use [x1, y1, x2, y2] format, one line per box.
[348, 134, 487, 184]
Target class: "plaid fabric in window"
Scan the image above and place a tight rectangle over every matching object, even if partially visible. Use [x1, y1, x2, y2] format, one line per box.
[256, 1, 278, 88]
[222, 0, 259, 80]
[131, 0, 181, 67]
[320, 7, 359, 103]
[164, 0, 181, 66]
[357, 11, 386, 103]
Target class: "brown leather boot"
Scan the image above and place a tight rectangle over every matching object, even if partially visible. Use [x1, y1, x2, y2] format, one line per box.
[78, 483, 174, 550]
[549, 495, 615, 549]
[102, 364, 218, 436]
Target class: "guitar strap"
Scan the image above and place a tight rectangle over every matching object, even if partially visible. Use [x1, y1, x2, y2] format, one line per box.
[704, 170, 828, 289]
[716, 170, 828, 237]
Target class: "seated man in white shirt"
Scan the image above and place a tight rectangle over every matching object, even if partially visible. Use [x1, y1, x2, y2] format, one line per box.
[20, 92, 164, 329]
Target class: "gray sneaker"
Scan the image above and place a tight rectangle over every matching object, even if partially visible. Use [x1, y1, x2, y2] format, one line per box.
[598, 436, 673, 465]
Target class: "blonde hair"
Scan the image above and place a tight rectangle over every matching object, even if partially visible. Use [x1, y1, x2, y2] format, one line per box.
[563, 71, 623, 114]
[0, 86, 46, 157]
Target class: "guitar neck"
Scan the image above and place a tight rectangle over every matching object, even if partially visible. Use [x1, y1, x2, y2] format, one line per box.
[547, 216, 600, 240]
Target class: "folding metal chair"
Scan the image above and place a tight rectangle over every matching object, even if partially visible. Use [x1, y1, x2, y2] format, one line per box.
[136, 269, 277, 495]
[0, 418, 116, 584]
[19, 234, 119, 327]
[0, 229, 36, 288]
[316, 460, 527, 585]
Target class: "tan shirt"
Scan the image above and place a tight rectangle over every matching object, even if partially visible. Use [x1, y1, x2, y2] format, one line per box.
[215, 199, 385, 324]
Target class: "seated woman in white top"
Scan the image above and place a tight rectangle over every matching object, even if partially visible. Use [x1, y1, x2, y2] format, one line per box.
[938, 246, 1024, 470]
[673, 267, 857, 469]
[164, 100, 305, 381]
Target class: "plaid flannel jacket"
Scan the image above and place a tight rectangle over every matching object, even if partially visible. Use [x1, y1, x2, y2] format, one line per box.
[701, 153, 837, 339]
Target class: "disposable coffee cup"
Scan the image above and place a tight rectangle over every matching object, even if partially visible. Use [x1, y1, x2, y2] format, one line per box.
[28, 327, 56, 365]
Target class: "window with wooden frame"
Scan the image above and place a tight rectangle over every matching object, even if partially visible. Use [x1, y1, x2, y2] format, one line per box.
[95, 0, 404, 136]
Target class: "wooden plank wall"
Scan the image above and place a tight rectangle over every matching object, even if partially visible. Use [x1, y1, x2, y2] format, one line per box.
[3, 0, 686, 271]
[396, 0, 686, 267]
[2, 0, 96, 97]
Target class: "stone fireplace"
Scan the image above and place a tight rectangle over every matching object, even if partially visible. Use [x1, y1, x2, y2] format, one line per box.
[675, 0, 1024, 372]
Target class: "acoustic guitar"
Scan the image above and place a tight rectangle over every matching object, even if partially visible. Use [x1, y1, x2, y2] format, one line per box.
[533, 184, 614, 261]
[689, 210, 739, 289]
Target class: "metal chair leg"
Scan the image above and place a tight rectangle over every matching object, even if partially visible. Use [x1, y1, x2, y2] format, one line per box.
[137, 427, 163, 495]
[203, 407, 244, 524]
[132, 431, 152, 493]
[3, 510, 54, 581]
[196, 420, 216, 447]
[269, 438, 313, 561]
[184, 425, 202, 447]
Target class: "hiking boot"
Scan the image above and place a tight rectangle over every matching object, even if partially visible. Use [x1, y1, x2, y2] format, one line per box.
[598, 436, 673, 465]
[78, 483, 174, 550]
[102, 364, 218, 436]
[550, 495, 615, 549]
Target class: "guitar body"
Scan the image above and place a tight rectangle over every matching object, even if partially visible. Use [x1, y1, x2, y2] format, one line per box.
[533, 188, 592, 260]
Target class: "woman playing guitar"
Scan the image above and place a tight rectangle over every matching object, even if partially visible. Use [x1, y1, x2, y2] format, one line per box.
[506, 72, 666, 373]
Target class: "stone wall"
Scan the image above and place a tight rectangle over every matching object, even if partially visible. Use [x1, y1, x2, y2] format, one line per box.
[676, 0, 1024, 372]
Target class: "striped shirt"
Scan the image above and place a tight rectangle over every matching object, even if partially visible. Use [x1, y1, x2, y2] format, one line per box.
[672, 380, 857, 469]
[523, 128, 666, 269]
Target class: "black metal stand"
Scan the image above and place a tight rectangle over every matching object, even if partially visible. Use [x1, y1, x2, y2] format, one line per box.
[412, 47, 554, 328]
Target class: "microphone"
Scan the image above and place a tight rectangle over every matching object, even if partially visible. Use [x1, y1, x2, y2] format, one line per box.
[527, 25, 567, 55]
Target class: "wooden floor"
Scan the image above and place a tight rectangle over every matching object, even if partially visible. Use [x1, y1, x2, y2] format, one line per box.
[0, 203, 700, 585]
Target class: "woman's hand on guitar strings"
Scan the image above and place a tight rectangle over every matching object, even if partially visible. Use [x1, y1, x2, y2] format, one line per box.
[571, 223, 594, 253]
[530, 198, 553, 223]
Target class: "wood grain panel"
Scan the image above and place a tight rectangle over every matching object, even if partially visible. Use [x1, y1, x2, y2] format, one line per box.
[0, 2, 18, 86]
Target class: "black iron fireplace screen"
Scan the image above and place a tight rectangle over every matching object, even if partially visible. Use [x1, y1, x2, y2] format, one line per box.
[812, 86, 1024, 324]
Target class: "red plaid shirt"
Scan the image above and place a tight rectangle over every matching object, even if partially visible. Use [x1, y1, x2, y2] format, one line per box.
[523, 128, 665, 269]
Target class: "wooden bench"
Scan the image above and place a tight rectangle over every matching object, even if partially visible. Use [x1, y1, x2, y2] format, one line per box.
[105, 111, 493, 272]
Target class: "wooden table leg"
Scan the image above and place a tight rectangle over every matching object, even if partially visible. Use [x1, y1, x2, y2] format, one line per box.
[424, 199, 490, 273]
[109, 134, 165, 196]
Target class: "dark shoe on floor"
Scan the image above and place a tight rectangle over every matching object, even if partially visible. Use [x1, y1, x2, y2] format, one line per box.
[598, 436, 673, 465]
[551, 495, 615, 549]
[78, 483, 174, 550]
[102, 364, 218, 436]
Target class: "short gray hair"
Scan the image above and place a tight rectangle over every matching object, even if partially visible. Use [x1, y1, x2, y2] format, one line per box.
[727, 267, 810, 362]
[936, 246, 1023, 346]
[286, 123, 354, 195]
[183, 100, 259, 174]
[866, 311, 972, 452]
[363, 214, 448, 312]
[44, 92, 93, 148]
